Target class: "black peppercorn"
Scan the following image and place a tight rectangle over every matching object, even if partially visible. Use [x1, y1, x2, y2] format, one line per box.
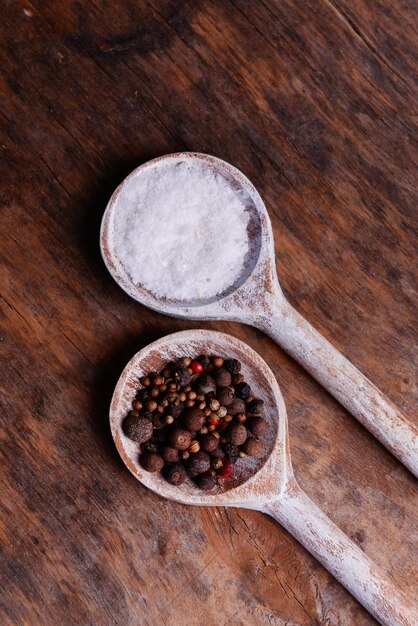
[227, 423, 247, 446]
[123, 415, 153, 444]
[216, 386, 235, 406]
[247, 416, 267, 437]
[235, 382, 251, 400]
[246, 398, 264, 414]
[185, 451, 211, 477]
[195, 472, 215, 490]
[195, 374, 216, 395]
[223, 359, 241, 374]
[200, 433, 219, 453]
[170, 428, 192, 450]
[228, 398, 246, 416]
[162, 463, 187, 486]
[215, 368, 232, 387]
[161, 446, 180, 463]
[140, 452, 164, 472]
[182, 407, 205, 431]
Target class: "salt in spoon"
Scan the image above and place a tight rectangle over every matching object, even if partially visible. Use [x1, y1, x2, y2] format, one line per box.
[101, 152, 418, 476]
[110, 329, 417, 626]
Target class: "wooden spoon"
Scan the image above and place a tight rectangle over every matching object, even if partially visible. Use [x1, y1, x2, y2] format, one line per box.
[101, 152, 418, 477]
[110, 329, 416, 626]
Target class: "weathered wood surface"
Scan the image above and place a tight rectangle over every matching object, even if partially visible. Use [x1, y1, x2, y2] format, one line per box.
[0, 1, 417, 625]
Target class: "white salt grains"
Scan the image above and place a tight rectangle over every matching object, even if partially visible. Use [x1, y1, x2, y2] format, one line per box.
[112, 161, 249, 301]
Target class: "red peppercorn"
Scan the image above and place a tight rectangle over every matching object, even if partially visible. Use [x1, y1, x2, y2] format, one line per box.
[190, 360, 204, 374]
[218, 459, 232, 478]
[208, 415, 221, 426]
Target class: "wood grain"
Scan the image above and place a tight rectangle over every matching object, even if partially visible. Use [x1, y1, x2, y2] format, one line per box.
[0, 1, 417, 625]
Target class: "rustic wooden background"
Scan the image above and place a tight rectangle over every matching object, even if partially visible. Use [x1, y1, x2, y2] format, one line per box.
[1, 1, 417, 624]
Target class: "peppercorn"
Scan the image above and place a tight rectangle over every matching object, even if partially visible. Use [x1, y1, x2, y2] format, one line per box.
[189, 440, 200, 454]
[208, 412, 221, 425]
[215, 368, 232, 388]
[246, 398, 264, 414]
[232, 373, 244, 385]
[212, 356, 224, 368]
[152, 413, 164, 428]
[162, 367, 172, 379]
[217, 406, 227, 418]
[170, 402, 184, 418]
[129, 410, 140, 418]
[123, 415, 153, 443]
[198, 402, 206, 410]
[162, 414, 174, 425]
[132, 400, 142, 411]
[209, 398, 220, 411]
[200, 433, 219, 452]
[216, 386, 235, 406]
[196, 354, 211, 369]
[195, 374, 216, 395]
[190, 360, 204, 374]
[140, 452, 164, 472]
[180, 356, 192, 367]
[140, 376, 151, 387]
[161, 446, 180, 463]
[136, 388, 149, 402]
[236, 413, 246, 423]
[195, 472, 215, 490]
[242, 438, 263, 457]
[181, 450, 190, 460]
[207, 424, 216, 432]
[199, 426, 209, 435]
[228, 398, 246, 416]
[173, 363, 193, 386]
[210, 447, 225, 459]
[185, 451, 211, 477]
[227, 423, 247, 446]
[150, 387, 160, 398]
[247, 416, 267, 437]
[146, 399, 158, 412]
[162, 463, 187, 486]
[204, 407, 212, 417]
[170, 428, 192, 450]
[235, 382, 251, 400]
[141, 441, 158, 453]
[224, 444, 240, 464]
[183, 407, 205, 431]
[223, 359, 241, 374]
[185, 399, 195, 408]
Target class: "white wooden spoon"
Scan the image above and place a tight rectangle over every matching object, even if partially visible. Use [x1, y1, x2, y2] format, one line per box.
[101, 152, 418, 477]
[110, 329, 417, 626]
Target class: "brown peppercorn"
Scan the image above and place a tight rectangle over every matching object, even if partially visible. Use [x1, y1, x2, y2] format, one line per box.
[236, 413, 246, 423]
[213, 431, 220, 440]
[199, 426, 209, 435]
[184, 385, 192, 393]
[224, 414, 233, 423]
[200, 433, 219, 452]
[189, 440, 200, 454]
[180, 356, 192, 367]
[150, 387, 160, 398]
[242, 438, 264, 457]
[215, 368, 232, 388]
[168, 382, 177, 392]
[162, 367, 172, 379]
[247, 416, 267, 437]
[146, 399, 158, 412]
[223, 359, 241, 374]
[188, 390, 197, 400]
[198, 402, 206, 410]
[129, 410, 140, 418]
[204, 407, 212, 417]
[132, 400, 142, 411]
[212, 356, 224, 368]
[152, 374, 164, 386]
[207, 424, 216, 432]
[170, 428, 192, 450]
[161, 446, 180, 463]
[178, 391, 187, 402]
[216, 386, 235, 406]
[246, 398, 264, 414]
[195, 472, 215, 490]
[156, 405, 164, 414]
[238, 450, 246, 458]
[181, 450, 190, 460]
[162, 463, 187, 486]
[159, 384, 167, 393]
[196, 394, 205, 402]
[140, 452, 164, 472]
[182, 407, 205, 431]
[162, 414, 174, 425]
[227, 423, 247, 446]
[185, 451, 211, 477]
[140, 376, 151, 387]
[123, 415, 153, 444]
[228, 398, 246, 416]
[232, 373, 244, 385]
[185, 399, 195, 408]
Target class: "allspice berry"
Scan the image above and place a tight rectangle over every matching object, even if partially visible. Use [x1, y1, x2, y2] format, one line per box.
[162, 463, 187, 486]
[170, 428, 192, 451]
[186, 451, 211, 477]
[216, 386, 235, 407]
[195, 472, 215, 490]
[223, 359, 241, 374]
[215, 368, 232, 388]
[140, 452, 164, 472]
[228, 398, 246, 416]
[246, 398, 264, 414]
[123, 415, 153, 444]
[242, 438, 263, 457]
[247, 416, 267, 437]
[227, 423, 247, 446]
[182, 407, 205, 431]
[161, 446, 180, 463]
[200, 433, 219, 452]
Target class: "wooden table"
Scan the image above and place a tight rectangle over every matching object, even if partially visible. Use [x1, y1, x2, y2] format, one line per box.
[1, 1, 417, 624]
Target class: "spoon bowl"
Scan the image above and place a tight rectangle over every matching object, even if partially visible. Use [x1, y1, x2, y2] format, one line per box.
[102, 152, 418, 477]
[110, 330, 416, 626]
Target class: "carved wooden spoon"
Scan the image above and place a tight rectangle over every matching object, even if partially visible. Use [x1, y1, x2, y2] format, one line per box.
[110, 330, 416, 626]
[101, 152, 418, 477]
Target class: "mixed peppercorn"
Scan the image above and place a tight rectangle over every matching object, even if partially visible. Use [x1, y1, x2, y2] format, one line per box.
[122, 355, 267, 490]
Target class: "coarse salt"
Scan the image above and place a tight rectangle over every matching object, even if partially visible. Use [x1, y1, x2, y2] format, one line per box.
[111, 161, 250, 301]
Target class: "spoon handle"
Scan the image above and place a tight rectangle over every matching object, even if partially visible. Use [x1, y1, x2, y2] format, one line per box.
[264, 480, 417, 626]
[256, 299, 418, 476]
